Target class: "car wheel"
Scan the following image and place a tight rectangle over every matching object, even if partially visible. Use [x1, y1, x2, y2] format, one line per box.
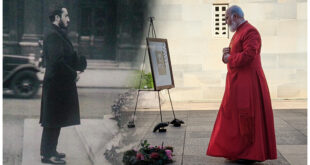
[10, 70, 40, 98]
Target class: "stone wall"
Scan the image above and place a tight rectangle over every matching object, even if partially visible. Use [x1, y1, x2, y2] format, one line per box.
[145, 0, 307, 101]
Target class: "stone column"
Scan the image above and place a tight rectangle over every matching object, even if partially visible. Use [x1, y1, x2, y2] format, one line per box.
[3, 0, 20, 54]
[20, 0, 43, 56]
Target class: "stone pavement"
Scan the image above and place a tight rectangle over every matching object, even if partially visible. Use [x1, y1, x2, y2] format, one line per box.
[21, 109, 307, 165]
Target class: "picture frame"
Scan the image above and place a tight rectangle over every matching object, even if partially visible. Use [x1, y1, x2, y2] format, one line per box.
[146, 38, 175, 91]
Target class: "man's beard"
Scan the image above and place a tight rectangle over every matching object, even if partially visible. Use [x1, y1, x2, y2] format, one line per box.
[229, 21, 238, 32]
[59, 20, 68, 33]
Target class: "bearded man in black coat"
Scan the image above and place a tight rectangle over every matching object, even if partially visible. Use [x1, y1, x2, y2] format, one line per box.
[39, 7, 86, 164]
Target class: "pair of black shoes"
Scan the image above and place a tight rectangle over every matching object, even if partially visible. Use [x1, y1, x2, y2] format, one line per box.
[41, 152, 66, 164]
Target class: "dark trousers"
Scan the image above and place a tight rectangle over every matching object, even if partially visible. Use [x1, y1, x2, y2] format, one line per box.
[40, 127, 61, 157]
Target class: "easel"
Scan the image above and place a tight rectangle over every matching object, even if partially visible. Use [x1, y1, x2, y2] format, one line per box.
[127, 17, 184, 132]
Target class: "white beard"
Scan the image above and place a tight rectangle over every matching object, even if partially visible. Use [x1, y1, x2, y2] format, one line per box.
[229, 21, 238, 32]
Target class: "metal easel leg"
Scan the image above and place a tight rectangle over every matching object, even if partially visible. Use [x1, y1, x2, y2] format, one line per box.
[168, 89, 184, 127]
[127, 90, 141, 128]
[127, 18, 154, 128]
[153, 90, 168, 132]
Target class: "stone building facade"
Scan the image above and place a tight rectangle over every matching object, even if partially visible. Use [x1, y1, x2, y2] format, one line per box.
[147, 0, 307, 101]
[3, 0, 307, 101]
[3, 0, 150, 61]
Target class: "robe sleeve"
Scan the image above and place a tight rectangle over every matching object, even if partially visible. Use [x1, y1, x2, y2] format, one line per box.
[228, 29, 261, 68]
[46, 34, 77, 78]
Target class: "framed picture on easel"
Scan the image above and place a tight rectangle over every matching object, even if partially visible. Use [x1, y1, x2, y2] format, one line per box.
[146, 38, 175, 91]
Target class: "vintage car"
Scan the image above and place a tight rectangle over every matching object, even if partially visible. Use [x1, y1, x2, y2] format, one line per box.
[3, 54, 40, 98]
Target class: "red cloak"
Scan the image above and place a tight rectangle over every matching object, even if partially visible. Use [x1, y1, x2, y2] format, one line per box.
[206, 21, 277, 161]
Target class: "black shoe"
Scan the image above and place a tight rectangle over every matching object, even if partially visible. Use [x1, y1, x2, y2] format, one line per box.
[41, 156, 66, 164]
[55, 152, 66, 159]
[235, 159, 258, 164]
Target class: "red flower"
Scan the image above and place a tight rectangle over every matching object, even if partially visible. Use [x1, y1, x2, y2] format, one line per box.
[136, 153, 144, 160]
[150, 152, 159, 159]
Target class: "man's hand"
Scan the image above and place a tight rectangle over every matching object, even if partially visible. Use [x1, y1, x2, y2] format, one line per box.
[222, 47, 230, 64]
[75, 74, 80, 82]
[222, 54, 230, 64]
[223, 47, 230, 54]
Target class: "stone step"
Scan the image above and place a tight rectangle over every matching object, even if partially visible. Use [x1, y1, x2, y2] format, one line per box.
[22, 119, 119, 165]
[86, 59, 136, 70]
[22, 119, 92, 165]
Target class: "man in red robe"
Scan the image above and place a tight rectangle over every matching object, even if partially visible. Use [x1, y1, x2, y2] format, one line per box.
[206, 5, 277, 163]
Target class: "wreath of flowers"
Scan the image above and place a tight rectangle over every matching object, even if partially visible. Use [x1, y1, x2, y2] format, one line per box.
[123, 140, 174, 165]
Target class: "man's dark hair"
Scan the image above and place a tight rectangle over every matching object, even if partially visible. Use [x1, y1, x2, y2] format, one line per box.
[49, 8, 63, 22]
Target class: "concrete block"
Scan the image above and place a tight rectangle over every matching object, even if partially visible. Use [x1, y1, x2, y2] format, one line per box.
[277, 145, 307, 165]
[152, 4, 183, 21]
[276, 37, 306, 54]
[274, 2, 297, 19]
[209, 0, 231, 4]
[277, 82, 305, 98]
[289, 69, 307, 82]
[168, 37, 209, 62]
[155, 20, 186, 38]
[240, 3, 266, 21]
[297, 2, 307, 20]
[205, 56, 227, 71]
[261, 53, 278, 69]
[144, 131, 185, 139]
[203, 86, 225, 100]
[201, 20, 214, 37]
[173, 71, 184, 80]
[77, 69, 138, 88]
[159, 21, 205, 38]
[182, 4, 210, 21]
[155, 0, 204, 5]
[278, 0, 297, 3]
[173, 64, 203, 72]
[183, 74, 203, 88]
[277, 20, 307, 37]
[187, 119, 216, 126]
[276, 129, 307, 145]
[185, 138, 210, 146]
[172, 54, 203, 65]
[183, 71, 223, 87]
[260, 36, 278, 54]
[184, 145, 208, 156]
[169, 87, 204, 101]
[137, 91, 160, 109]
[186, 131, 213, 138]
[146, 138, 184, 146]
[275, 36, 298, 54]
[239, 0, 276, 2]
[22, 119, 93, 165]
[187, 125, 214, 132]
[183, 155, 216, 165]
[263, 68, 296, 84]
[256, 20, 277, 36]
[278, 53, 306, 69]
[174, 78, 185, 87]
[171, 155, 182, 165]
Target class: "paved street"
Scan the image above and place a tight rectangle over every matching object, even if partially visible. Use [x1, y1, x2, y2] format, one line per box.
[3, 88, 307, 165]
[114, 110, 307, 165]
[3, 87, 128, 165]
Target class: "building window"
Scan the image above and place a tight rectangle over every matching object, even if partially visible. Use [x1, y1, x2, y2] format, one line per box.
[213, 4, 229, 38]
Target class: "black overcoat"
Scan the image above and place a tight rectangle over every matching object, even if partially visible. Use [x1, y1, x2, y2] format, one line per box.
[40, 25, 86, 128]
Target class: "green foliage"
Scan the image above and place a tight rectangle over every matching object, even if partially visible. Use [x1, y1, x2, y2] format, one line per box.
[136, 71, 154, 89]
